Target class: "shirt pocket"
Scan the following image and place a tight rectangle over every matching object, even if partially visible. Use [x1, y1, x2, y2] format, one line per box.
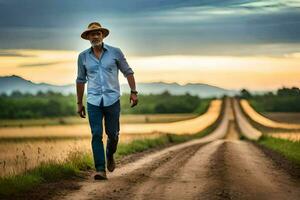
[86, 63, 99, 73]
[103, 60, 117, 73]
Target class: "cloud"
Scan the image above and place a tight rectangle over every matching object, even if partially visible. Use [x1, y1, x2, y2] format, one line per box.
[284, 52, 300, 58]
[0, 0, 299, 27]
[18, 61, 69, 67]
[0, 49, 77, 70]
[0, 0, 299, 56]
[0, 50, 35, 57]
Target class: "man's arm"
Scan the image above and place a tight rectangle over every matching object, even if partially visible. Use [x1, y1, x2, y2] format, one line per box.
[126, 74, 136, 91]
[126, 74, 138, 107]
[116, 48, 138, 107]
[76, 82, 86, 118]
[76, 82, 85, 104]
[76, 53, 87, 117]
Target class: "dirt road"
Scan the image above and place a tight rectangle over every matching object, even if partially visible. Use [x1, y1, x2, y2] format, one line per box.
[59, 100, 300, 200]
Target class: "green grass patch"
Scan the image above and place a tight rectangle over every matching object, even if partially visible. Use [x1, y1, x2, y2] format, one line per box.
[0, 151, 93, 197]
[0, 174, 42, 197]
[193, 99, 211, 115]
[258, 135, 300, 166]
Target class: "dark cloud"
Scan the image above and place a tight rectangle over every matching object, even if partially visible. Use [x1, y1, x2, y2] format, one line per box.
[0, 0, 295, 28]
[0, 0, 299, 56]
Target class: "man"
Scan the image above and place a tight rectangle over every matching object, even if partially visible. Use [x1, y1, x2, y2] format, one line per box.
[76, 22, 138, 180]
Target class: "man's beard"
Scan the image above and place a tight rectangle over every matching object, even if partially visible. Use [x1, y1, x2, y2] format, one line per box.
[90, 40, 102, 47]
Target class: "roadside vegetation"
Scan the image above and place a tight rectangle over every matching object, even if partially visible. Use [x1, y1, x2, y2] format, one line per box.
[0, 90, 211, 119]
[237, 87, 300, 166]
[239, 87, 300, 112]
[258, 135, 300, 166]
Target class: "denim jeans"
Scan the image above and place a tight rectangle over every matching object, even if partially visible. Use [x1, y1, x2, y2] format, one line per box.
[87, 99, 120, 172]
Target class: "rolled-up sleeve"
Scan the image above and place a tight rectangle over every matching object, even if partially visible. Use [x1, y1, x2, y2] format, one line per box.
[76, 53, 87, 83]
[116, 48, 134, 78]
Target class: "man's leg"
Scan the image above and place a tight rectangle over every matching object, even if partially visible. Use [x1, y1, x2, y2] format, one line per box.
[103, 99, 120, 170]
[87, 101, 106, 172]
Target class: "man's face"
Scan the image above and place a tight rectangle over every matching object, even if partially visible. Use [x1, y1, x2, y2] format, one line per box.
[87, 30, 104, 47]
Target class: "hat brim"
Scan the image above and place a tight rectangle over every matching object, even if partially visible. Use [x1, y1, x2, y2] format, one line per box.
[81, 28, 109, 40]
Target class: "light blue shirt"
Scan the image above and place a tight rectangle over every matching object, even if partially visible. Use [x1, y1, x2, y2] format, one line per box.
[76, 43, 134, 107]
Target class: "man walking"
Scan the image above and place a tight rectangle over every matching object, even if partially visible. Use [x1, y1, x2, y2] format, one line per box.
[76, 22, 138, 180]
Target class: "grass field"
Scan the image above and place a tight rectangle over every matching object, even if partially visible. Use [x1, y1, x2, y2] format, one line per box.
[0, 115, 221, 197]
[0, 98, 222, 197]
[0, 132, 168, 177]
[263, 112, 300, 124]
[240, 99, 300, 130]
[258, 135, 300, 166]
[237, 99, 300, 134]
[0, 138, 91, 177]
[0, 113, 200, 128]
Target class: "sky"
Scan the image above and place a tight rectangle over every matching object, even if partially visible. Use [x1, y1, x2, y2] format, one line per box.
[0, 0, 300, 90]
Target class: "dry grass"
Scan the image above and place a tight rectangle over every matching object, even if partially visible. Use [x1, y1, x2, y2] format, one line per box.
[267, 132, 300, 142]
[0, 113, 224, 197]
[0, 139, 91, 177]
[0, 132, 167, 177]
[240, 99, 300, 130]
[0, 100, 219, 177]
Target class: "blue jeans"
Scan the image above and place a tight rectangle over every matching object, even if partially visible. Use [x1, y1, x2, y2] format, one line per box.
[87, 99, 120, 172]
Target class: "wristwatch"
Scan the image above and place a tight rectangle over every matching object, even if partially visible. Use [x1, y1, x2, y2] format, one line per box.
[131, 90, 138, 95]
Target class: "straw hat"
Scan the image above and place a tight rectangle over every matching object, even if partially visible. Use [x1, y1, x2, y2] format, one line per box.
[81, 22, 109, 40]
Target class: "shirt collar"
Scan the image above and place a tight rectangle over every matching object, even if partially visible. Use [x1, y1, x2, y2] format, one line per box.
[88, 42, 108, 54]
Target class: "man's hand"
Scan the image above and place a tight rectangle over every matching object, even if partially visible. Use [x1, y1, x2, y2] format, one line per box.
[130, 93, 138, 108]
[77, 103, 86, 118]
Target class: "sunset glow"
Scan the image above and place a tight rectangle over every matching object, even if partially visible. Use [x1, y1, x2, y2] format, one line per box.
[1, 49, 300, 90]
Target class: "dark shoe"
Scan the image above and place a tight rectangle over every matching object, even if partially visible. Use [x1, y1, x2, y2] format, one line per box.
[107, 155, 116, 172]
[94, 171, 107, 180]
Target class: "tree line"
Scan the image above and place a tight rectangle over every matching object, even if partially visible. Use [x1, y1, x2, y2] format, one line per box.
[239, 87, 300, 112]
[0, 90, 209, 119]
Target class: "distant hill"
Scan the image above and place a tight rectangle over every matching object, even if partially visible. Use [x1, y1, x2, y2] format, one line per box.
[0, 75, 238, 97]
[121, 82, 238, 97]
[0, 75, 74, 95]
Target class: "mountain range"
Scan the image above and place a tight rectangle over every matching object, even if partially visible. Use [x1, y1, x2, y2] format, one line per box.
[0, 75, 239, 97]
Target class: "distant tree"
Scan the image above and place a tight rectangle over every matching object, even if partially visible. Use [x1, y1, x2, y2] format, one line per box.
[161, 90, 171, 97]
[248, 86, 300, 112]
[10, 90, 23, 98]
[23, 92, 33, 97]
[154, 103, 167, 113]
[240, 89, 252, 99]
[0, 90, 205, 119]
[185, 92, 192, 97]
[0, 92, 8, 97]
[265, 91, 275, 97]
[277, 87, 300, 96]
[36, 90, 45, 97]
